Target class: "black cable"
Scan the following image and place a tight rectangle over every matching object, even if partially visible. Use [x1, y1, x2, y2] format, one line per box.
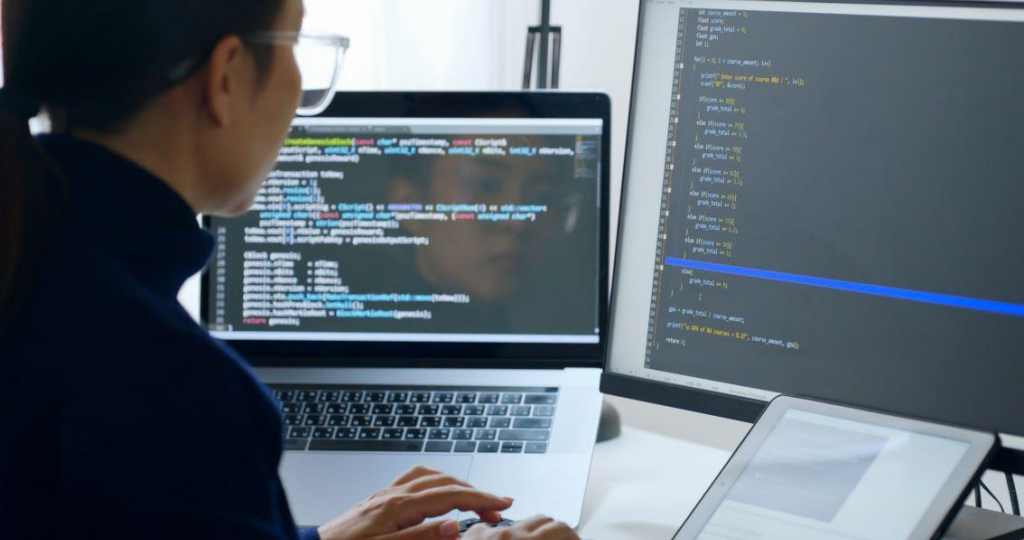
[981, 480, 1006, 514]
[976, 484, 984, 508]
[1006, 472, 1021, 516]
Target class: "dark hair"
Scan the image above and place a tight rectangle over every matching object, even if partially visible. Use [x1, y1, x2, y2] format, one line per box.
[0, 0, 285, 326]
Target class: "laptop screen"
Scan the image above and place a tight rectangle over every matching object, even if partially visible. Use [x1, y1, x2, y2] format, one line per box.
[204, 117, 603, 345]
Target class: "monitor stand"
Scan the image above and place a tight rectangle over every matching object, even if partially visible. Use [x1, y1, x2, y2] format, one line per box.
[943, 506, 1024, 540]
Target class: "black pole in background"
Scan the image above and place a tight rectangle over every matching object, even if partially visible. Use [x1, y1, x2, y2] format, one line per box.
[539, 0, 551, 88]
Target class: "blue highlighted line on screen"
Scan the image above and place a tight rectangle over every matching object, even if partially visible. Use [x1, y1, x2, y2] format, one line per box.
[664, 257, 1024, 318]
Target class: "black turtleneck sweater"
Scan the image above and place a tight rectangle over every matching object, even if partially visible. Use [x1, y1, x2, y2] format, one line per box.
[1, 135, 319, 540]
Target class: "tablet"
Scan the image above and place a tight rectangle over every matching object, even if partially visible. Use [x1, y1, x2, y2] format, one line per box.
[673, 396, 998, 540]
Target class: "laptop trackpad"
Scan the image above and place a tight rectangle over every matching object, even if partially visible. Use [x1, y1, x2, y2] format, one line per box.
[281, 452, 474, 527]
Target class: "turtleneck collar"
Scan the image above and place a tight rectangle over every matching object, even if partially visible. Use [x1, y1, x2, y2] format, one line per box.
[37, 134, 214, 299]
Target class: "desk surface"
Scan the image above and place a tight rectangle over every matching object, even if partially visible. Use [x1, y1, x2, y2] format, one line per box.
[576, 397, 748, 540]
[575, 396, 1024, 540]
[578, 426, 727, 539]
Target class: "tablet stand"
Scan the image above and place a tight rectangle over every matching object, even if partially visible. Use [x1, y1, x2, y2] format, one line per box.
[944, 506, 1024, 540]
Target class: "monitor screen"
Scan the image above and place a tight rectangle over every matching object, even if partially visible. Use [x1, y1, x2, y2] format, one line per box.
[205, 117, 603, 344]
[609, 0, 1024, 435]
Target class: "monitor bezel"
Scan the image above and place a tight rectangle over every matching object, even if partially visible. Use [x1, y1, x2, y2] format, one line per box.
[601, 0, 1024, 473]
[200, 91, 610, 368]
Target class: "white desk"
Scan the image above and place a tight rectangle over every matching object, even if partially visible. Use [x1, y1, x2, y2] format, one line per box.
[576, 397, 748, 540]
[575, 397, 1024, 540]
[579, 426, 726, 539]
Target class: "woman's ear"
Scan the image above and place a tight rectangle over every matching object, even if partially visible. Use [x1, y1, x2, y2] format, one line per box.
[201, 35, 245, 128]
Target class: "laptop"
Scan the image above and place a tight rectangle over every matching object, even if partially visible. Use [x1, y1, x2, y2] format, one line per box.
[200, 92, 610, 527]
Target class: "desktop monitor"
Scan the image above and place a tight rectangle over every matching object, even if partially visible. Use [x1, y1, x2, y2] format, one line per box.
[604, 0, 1024, 472]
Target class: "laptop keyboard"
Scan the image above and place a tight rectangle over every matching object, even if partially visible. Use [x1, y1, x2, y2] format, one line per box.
[271, 385, 558, 454]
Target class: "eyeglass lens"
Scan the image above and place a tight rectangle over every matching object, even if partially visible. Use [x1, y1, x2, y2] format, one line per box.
[295, 38, 342, 115]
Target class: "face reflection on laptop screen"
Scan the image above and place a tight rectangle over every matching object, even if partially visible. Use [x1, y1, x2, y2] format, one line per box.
[205, 118, 603, 344]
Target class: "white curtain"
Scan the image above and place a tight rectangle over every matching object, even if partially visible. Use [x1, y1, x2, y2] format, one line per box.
[1, 1, 540, 91]
[304, 0, 537, 91]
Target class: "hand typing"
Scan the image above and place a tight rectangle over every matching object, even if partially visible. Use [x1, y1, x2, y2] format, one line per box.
[316, 466, 512, 540]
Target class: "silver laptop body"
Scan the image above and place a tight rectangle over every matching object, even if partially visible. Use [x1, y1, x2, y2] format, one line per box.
[200, 92, 612, 527]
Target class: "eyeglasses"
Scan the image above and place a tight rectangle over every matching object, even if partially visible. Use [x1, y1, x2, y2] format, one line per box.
[165, 32, 349, 117]
[245, 32, 350, 116]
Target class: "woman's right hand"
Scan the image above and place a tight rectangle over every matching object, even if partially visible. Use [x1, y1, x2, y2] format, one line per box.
[462, 516, 581, 540]
[316, 466, 513, 540]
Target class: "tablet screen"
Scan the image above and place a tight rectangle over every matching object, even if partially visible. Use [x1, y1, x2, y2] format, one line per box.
[685, 409, 973, 540]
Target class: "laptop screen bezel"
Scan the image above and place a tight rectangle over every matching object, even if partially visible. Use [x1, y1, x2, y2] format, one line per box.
[200, 91, 610, 367]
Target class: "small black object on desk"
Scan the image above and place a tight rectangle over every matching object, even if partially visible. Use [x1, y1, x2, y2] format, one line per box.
[459, 518, 517, 533]
[596, 398, 622, 443]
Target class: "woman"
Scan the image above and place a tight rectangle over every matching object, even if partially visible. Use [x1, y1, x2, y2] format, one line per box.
[0, 1, 581, 539]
